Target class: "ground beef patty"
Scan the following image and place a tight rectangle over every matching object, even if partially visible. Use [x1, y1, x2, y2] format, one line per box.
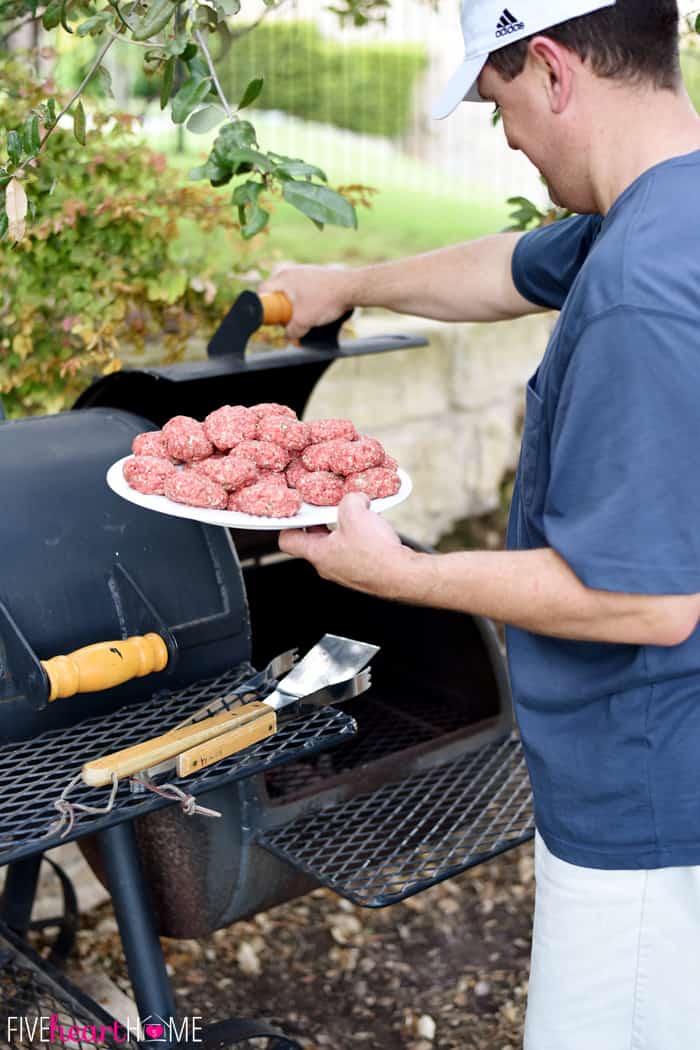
[295, 470, 345, 507]
[132, 431, 170, 459]
[164, 472, 228, 510]
[249, 403, 297, 421]
[230, 478, 302, 517]
[344, 467, 401, 499]
[301, 440, 346, 472]
[204, 406, 257, 450]
[307, 419, 358, 444]
[162, 416, 213, 462]
[194, 454, 258, 491]
[257, 415, 311, 451]
[236, 440, 290, 471]
[123, 456, 177, 496]
[328, 437, 385, 475]
[285, 457, 312, 488]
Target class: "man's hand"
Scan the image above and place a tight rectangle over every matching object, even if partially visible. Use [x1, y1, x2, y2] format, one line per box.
[259, 265, 355, 342]
[279, 493, 411, 597]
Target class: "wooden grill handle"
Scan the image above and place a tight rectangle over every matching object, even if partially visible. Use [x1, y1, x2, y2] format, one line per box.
[41, 633, 169, 703]
[260, 291, 293, 327]
[81, 702, 273, 787]
[176, 705, 278, 777]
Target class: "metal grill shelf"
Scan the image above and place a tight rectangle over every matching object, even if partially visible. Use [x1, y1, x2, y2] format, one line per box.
[259, 734, 534, 907]
[0, 667, 356, 868]
[0, 921, 141, 1050]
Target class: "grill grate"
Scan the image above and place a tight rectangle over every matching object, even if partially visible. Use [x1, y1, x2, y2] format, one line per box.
[260, 734, 534, 907]
[0, 667, 355, 868]
[0, 925, 141, 1050]
[264, 685, 486, 799]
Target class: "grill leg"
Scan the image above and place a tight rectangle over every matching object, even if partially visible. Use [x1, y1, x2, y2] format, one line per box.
[0, 854, 42, 936]
[98, 820, 177, 1048]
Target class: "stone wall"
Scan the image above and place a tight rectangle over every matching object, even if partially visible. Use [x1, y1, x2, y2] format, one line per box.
[302, 311, 553, 546]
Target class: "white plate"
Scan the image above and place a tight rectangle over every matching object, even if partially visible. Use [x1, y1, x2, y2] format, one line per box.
[106, 456, 413, 531]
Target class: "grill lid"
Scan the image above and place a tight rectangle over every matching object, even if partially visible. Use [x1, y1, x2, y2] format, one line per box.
[0, 407, 250, 742]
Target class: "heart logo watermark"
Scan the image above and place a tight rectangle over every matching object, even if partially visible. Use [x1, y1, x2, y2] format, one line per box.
[144, 1024, 164, 1039]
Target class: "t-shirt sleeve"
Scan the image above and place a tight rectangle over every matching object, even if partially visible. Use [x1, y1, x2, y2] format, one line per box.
[543, 306, 700, 594]
[511, 214, 603, 310]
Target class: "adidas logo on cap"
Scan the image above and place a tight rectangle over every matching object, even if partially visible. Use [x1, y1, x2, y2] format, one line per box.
[496, 7, 525, 37]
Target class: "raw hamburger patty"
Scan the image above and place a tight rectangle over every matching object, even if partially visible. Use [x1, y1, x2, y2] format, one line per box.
[249, 403, 297, 421]
[328, 437, 385, 475]
[295, 470, 345, 507]
[204, 406, 257, 450]
[286, 457, 311, 488]
[344, 467, 401, 499]
[236, 440, 290, 471]
[301, 440, 346, 472]
[162, 416, 213, 462]
[230, 478, 302, 517]
[194, 454, 258, 491]
[123, 456, 176, 496]
[132, 431, 170, 459]
[256, 416, 311, 451]
[164, 472, 228, 510]
[308, 419, 358, 444]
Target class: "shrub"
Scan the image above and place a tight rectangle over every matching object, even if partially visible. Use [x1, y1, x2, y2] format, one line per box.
[0, 55, 256, 418]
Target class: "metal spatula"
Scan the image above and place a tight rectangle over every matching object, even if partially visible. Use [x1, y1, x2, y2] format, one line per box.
[262, 634, 379, 709]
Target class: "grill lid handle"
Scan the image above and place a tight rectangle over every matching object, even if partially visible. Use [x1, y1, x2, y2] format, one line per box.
[41, 633, 169, 703]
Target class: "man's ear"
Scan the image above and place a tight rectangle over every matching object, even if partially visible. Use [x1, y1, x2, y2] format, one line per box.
[528, 36, 575, 113]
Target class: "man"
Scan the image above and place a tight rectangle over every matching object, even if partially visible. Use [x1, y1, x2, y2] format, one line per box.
[260, 2, 700, 1046]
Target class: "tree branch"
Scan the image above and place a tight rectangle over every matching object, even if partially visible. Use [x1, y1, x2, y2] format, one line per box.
[193, 21, 235, 120]
[1, 11, 43, 45]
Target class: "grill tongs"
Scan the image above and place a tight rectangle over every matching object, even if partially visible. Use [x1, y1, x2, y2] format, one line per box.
[81, 635, 378, 788]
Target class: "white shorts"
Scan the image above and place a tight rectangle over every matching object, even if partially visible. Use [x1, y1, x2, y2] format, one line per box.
[524, 832, 700, 1050]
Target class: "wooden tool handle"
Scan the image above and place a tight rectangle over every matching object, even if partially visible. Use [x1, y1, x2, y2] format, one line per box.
[81, 702, 272, 787]
[42, 633, 169, 703]
[177, 708, 277, 777]
[260, 291, 293, 327]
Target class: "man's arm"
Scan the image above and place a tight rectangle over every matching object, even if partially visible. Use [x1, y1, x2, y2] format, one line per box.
[259, 232, 548, 341]
[278, 497, 700, 649]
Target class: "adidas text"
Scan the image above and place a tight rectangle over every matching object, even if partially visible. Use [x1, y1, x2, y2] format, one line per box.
[496, 8, 525, 36]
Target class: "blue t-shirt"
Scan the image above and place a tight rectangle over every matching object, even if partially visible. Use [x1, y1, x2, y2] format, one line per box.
[508, 149, 700, 870]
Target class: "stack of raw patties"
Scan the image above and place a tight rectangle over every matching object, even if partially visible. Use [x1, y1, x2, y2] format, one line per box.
[123, 402, 400, 518]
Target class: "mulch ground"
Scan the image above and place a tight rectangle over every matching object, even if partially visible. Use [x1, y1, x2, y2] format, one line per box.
[62, 842, 534, 1050]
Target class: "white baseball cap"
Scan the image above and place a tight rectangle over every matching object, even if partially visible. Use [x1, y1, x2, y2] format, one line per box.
[431, 0, 617, 118]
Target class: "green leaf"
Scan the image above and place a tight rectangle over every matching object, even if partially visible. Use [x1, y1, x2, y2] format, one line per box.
[42, 0, 62, 29]
[237, 77, 263, 111]
[77, 11, 111, 35]
[186, 54, 210, 78]
[21, 115, 40, 156]
[131, 0, 177, 41]
[214, 145, 271, 174]
[7, 130, 22, 166]
[0, 211, 8, 241]
[181, 42, 198, 61]
[217, 0, 240, 13]
[212, 120, 257, 165]
[281, 181, 357, 230]
[164, 31, 190, 57]
[160, 56, 175, 109]
[97, 65, 114, 99]
[272, 157, 327, 181]
[695, 12, 700, 32]
[73, 101, 86, 145]
[232, 180, 269, 239]
[171, 75, 213, 124]
[186, 105, 226, 134]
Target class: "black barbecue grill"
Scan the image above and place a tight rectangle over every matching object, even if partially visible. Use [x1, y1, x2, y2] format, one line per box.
[0, 298, 534, 1048]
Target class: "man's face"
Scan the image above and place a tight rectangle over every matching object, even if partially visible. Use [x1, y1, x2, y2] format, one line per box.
[477, 55, 588, 212]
